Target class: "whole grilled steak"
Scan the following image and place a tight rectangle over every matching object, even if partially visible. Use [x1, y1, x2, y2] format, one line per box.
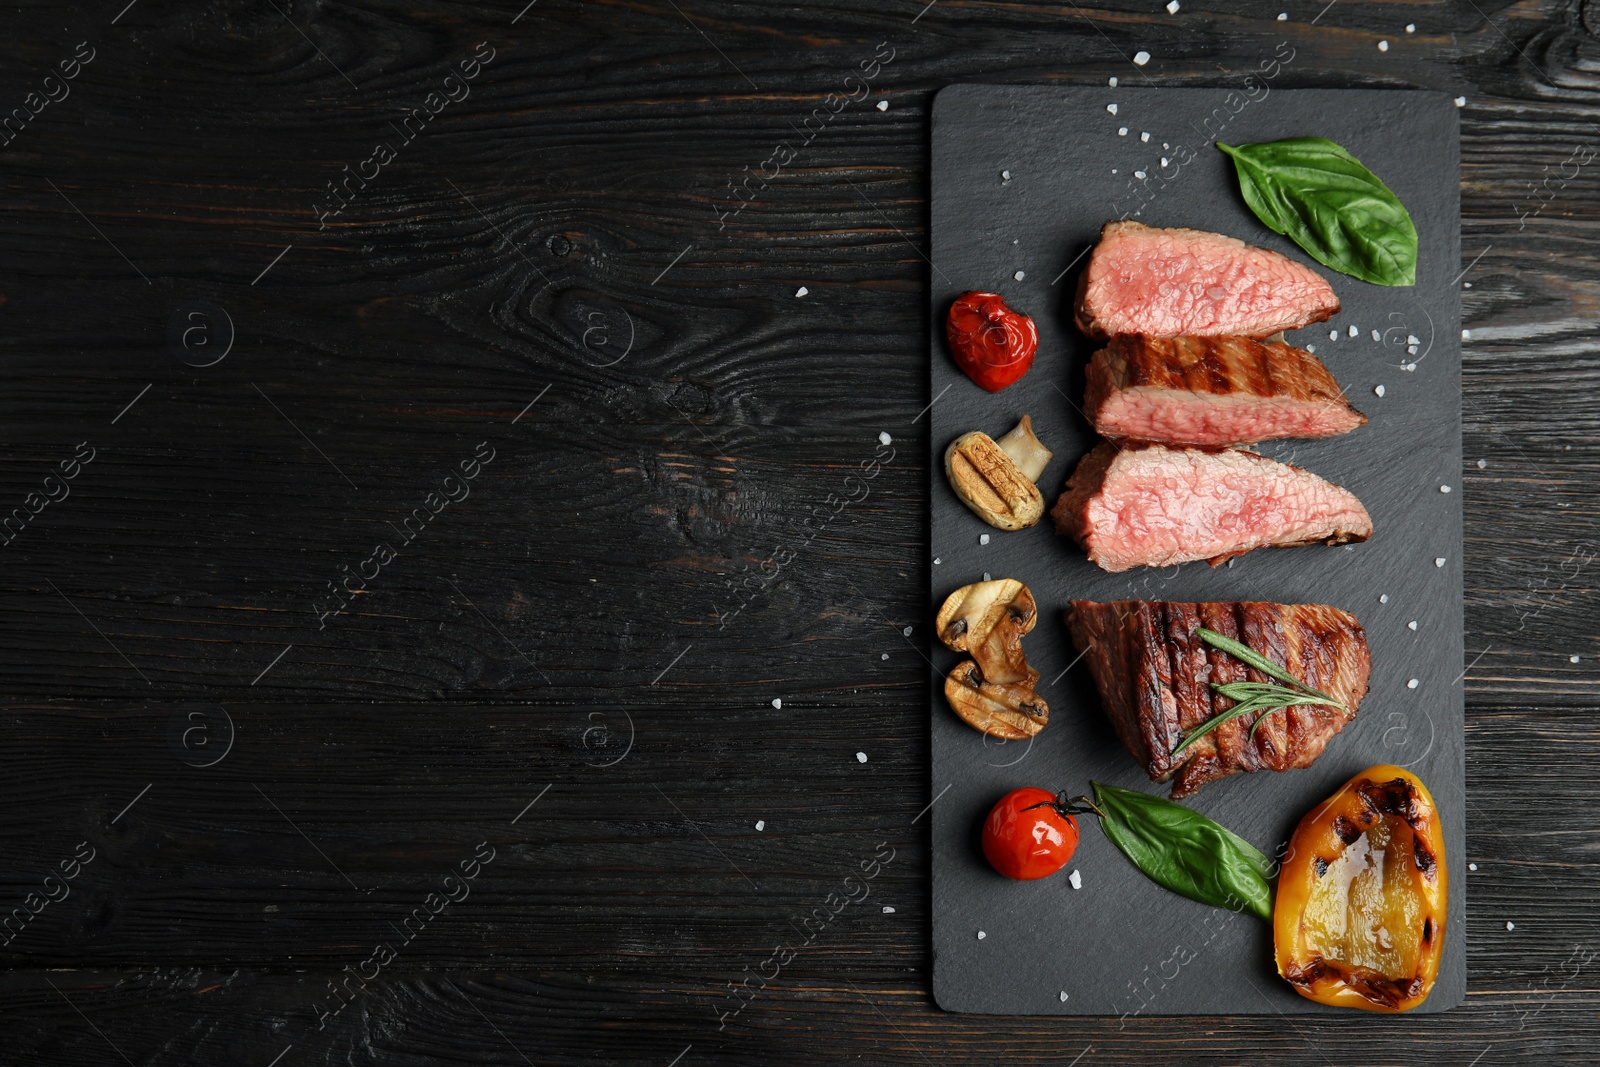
[1075, 221, 1341, 339]
[1052, 443, 1372, 572]
[1066, 600, 1370, 798]
[1085, 335, 1367, 447]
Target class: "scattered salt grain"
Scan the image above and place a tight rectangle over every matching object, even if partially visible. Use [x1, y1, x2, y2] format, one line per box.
[1380, 594, 1389, 603]
[1407, 679, 1419, 689]
[1435, 557, 1447, 568]
[1348, 324, 1360, 337]
[1160, 157, 1169, 168]
[1403, 362, 1417, 372]
[1134, 170, 1146, 179]
[1506, 921, 1516, 931]
[1068, 869, 1083, 889]
[857, 751, 868, 763]
[879, 431, 892, 446]
[1140, 131, 1151, 143]
[1013, 270, 1026, 281]
[1407, 334, 1420, 345]
[1168, 0, 1181, 10]
[1371, 329, 1381, 342]
[1133, 50, 1151, 65]
[1001, 169, 1012, 181]
[1477, 459, 1487, 469]
[1378, 40, 1389, 52]
[1306, 345, 1316, 353]
[1329, 330, 1339, 341]
[1277, 11, 1288, 19]
[1469, 863, 1478, 871]
[1441, 485, 1452, 493]
[1060, 991, 1070, 1002]
[933, 557, 941, 565]
[982, 572, 991, 581]
[880, 653, 888, 661]
[979, 533, 990, 545]
[795, 286, 808, 297]
[1408, 621, 1418, 631]
[772, 698, 782, 709]
[1118, 126, 1128, 136]
[1107, 103, 1119, 115]
[1570, 655, 1581, 663]
[883, 906, 895, 913]
[1462, 329, 1471, 340]
[1374, 385, 1386, 397]
[1109, 76, 1118, 87]
[902, 625, 912, 636]
[1407, 344, 1419, 355]
[1406, 23, 1416, 33]
[977, 930, 987, 940]
[1455, 96, 1467, 108]
[756, 820, 765, 831]
[876, 99, 889, 111]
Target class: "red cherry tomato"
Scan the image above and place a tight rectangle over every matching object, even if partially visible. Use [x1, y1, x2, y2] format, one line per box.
[946, 291, 1039, 393]
[982, 787, 1079, 880]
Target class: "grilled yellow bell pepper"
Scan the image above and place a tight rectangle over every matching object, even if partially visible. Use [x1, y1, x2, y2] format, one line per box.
[1274, 764, 1447, 1012]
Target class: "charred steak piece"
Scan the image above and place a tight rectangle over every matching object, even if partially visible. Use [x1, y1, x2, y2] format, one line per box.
[1075, 221, 1341, 339]
[1085, 334, 1368, 447]
[1052, 443, 1372, 573]
[1066, 600, 1370, 799]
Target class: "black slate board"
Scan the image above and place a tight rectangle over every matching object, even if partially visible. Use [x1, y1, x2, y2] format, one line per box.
[928, 86, 1464, 1016]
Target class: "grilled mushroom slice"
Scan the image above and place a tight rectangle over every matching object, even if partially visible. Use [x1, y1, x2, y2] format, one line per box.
[935, 578, 1038, 685]
[943, 661, 1049, 740]
[945, 429, 1045, 530]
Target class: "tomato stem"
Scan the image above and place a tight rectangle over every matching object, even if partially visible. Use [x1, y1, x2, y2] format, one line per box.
[1023, 792, 1106, 822]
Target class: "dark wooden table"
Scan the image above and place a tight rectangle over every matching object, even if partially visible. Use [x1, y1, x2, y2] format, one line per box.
[0, 1, 1595, 1063]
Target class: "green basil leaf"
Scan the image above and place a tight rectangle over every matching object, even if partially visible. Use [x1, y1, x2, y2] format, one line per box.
[1217, 136, 1417, 287]
[1091, 781, 1274, 923]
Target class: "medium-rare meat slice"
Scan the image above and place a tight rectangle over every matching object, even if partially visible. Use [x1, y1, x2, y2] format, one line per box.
[1075, 221, 1341, 339]
[1052, 443, 1372, 572]
[1065, 600, 1370, 798]
[1085, 335, 1367, 447]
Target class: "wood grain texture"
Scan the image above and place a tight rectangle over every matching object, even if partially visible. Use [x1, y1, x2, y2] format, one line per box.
[0, 0, 1596, 1062]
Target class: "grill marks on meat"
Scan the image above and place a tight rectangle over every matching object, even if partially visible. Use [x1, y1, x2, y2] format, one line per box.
[1051, 443, 1373, 573]
[1085, 335, 1368, 447]
[1075, 221, 1341, 339]
[1066, 600, 1370, 798]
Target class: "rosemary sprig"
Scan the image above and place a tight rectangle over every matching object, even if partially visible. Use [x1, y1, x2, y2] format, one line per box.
[1171, 627, 1348, 757]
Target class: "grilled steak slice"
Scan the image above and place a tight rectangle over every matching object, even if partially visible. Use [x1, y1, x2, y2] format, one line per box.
[1085, 335, 1367, 447]
[1065, 600, 1370, 798]
[1075, 221, 1341, 339]
[1052, 443, 1372, 573]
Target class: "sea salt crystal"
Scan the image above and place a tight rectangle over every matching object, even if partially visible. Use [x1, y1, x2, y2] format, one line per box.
[1348, 324, 1360, 337]
[1060, 991, 1070, 1002]
[1506, 921, 1516, 931]
[772, 698, 782, 709]
[880, 653, 888, 661]
[756, 820, 765, 830]
[933, 557, 941, 564]
[1570, 655, 1581, 663]
[1403, 362, 1417, 371]
[1469, 863, 1478, 871]
[1133, 50, 1151, 65]
[1001, 169, 1012, 181]
[1371, 330, 1381, 342]
[977, 930, 987, 940]
[1378, 40, 1389, 52]
[883, 906, 895, 913]
[879, 431, 892, 445]
[1406, 23, 1416, 33]
[857, 751, 868, 763]
[1068, 869, 1083, 889]
[982, 572, 991, 581]
[1329, 330, 1339, 341]
[1109, 77, 1118, 87]
[902, 625, 912, 636]
[1134, 170, 1147, 179]
[979, 533, 990, 545]
[1462, 329, 1472, 340]
[1407, 679, 1419, 689]
[1408, 621, 1418, 631]
[1477, 459, 1487, 469]
[1407, 335, 1420, 345]
[1118, 126, 1128, 136]
[1013, 270, 1025, 281]
[795, 286, 808, 297]
[1107, 103, 1119, 115]
[1160, 157, 1169, 167]
[1277, 12, 1288, 19]
[1435, 557, 1447, 568]
[1374, 385, 1386, 397]
[1441, 485, 1452, 493]
[1407, 344, 1419, 355]
[1380, 594, 1389, 603]
[876, 100, 889, 111]
[1140, 131, 1150, 143]
[1455, 96, 1467, 107]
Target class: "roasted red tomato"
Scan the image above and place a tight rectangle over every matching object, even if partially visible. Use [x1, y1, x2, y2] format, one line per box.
[982, 787, 1079, 880]
[946, 291, 1039, 393]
